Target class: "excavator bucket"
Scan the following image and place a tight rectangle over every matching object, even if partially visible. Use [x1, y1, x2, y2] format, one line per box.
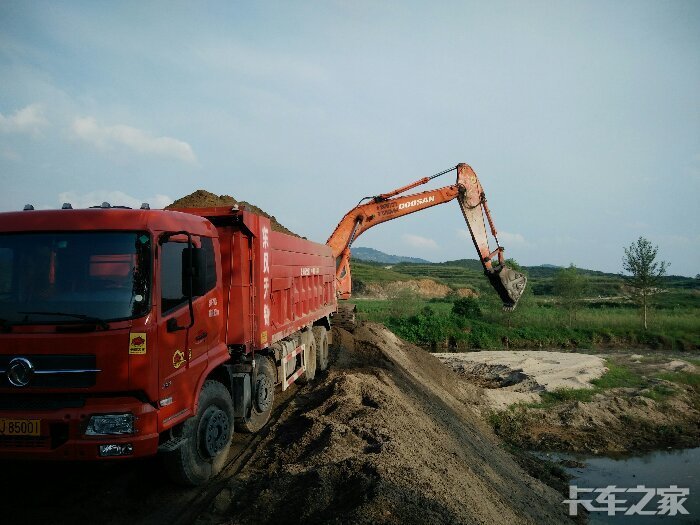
[486, 266, 527, 311]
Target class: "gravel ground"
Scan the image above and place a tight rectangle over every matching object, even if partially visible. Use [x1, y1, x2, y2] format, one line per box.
[196, 323, 573, 524]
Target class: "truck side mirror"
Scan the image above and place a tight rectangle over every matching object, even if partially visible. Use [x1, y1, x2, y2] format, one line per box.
[182, 247, 207, 297]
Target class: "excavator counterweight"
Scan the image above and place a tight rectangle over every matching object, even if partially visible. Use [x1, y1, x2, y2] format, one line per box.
[327, 163, 527, 311]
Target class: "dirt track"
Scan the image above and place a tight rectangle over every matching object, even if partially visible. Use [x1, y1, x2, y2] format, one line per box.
[197, 323, 572, 524]
[0, 323, 574, 524]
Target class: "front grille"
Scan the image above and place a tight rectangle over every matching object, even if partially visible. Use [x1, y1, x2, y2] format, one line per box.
[0, 394, 85, 410]
[0, 355, 97, 388]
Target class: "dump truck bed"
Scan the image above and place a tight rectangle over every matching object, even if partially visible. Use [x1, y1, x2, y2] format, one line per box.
[178, 207, 336, 352]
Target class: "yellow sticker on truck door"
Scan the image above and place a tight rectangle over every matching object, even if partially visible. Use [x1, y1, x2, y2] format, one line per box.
[129, 333, 147, 354]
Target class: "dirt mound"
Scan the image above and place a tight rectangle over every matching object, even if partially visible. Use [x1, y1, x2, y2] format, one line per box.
[435, 351, 608, 410]
[197, 323, 572, 524]
[361, 279, 452, 299]
[490, 387, 700, 455]
[167, 190, 299, 237]
[456, 287, 479, 298]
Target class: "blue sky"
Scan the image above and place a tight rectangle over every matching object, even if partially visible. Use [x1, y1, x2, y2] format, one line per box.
[1, 1, 698, 275]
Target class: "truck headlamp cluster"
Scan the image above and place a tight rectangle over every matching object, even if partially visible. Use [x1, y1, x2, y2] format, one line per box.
[86, 414, 135, 435]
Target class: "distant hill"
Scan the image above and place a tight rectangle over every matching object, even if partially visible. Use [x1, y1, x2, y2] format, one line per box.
[351, 247, 430, 264]
[351, 249, 699, 291]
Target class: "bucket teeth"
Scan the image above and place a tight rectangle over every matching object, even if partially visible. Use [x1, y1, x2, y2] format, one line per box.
[487, 266, 527, 311]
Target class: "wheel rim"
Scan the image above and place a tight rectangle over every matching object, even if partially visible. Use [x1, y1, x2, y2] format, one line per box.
[255, 374, 274, 413]
[200, 406, 230, 458]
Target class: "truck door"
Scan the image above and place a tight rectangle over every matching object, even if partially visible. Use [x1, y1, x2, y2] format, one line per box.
[187, 237, 221, 377]
[157, 234, 210, 423]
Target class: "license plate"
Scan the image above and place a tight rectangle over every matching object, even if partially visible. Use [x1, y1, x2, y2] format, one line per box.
[0, 418, 41, 436]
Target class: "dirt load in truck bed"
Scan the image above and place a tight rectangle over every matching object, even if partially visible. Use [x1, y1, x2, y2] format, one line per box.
[167, 190, 299, 237]
[197, 322, 571, 524]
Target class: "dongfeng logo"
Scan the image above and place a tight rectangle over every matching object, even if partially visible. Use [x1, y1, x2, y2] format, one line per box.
[7, 357, 35, 387]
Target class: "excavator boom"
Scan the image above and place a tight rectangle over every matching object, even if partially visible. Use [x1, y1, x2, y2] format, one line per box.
[327, 163, 527, 310]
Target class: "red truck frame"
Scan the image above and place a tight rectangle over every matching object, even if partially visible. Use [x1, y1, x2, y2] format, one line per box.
[0, 204, 336, 485]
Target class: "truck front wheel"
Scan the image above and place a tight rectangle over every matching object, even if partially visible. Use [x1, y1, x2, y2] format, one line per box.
[237, 355, 276, 433]
[162, 380, 234, 486]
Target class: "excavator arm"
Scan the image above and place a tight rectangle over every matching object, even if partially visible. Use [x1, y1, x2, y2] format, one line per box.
[326, 163, 527, 310]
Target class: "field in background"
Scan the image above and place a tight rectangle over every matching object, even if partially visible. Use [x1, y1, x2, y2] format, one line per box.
[349, 259, 700, 351]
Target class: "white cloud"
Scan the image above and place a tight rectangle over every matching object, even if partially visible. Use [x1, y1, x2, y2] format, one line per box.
[58, 190, 173, 210]
[71, 116, 196, 163]
[402, 233, 438, 250]
[457, 228, 529, 246]
[498, 231, 527, 245]
[0, 104, 48, 135]
[1, 148, 20, 161]
[456, 229, 471, 241]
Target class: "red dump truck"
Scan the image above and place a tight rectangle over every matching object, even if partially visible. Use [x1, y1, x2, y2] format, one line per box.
[0, 203, 336, 484]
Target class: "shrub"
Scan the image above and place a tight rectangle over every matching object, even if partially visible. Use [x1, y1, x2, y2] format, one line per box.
[452, 297, 482, 318]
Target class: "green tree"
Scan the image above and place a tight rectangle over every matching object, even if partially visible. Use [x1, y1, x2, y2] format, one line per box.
[553, 264, 588, 327]
[451, 296, 482, 318]
[387, 287, 421, 318]
[622, 237, 668, 330]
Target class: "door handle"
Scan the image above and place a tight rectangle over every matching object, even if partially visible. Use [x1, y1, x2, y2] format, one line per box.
[195, 330, 208, 342]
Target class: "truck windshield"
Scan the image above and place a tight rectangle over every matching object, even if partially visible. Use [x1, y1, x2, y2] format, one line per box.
[0, 232, 151, 325]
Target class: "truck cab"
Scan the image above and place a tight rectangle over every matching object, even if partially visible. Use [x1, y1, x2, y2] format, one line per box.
[0, 207, 225, 460]
[0, 203, 336, 485]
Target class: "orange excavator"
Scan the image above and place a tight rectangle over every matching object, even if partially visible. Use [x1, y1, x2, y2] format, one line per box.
[327, 163, 527, 325]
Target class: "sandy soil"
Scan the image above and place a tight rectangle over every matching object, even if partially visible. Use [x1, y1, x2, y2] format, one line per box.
[490, 387, 700, 454]
[360, 279, 452, 299]
[439, 350, 700, 455]
[435, 351, 607, 409]
[167, 189, 299, 237]
[196, 323, 573, 524]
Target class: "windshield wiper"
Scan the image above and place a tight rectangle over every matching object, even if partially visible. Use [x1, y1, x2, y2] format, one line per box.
[17, 311, 110, 330]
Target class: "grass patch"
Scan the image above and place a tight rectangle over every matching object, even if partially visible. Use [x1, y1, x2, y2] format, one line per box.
[591, 361, 646, 389]
[353, 297, 700, 351]
[641, 384, 676, 401]
[527, 388, 597, 408]
[656, 371, 700, 387]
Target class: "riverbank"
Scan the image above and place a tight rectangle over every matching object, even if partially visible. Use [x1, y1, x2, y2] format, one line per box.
[437, 350, 700, 454]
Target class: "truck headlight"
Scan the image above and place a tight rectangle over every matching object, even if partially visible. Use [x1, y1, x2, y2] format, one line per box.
[86, 414, 135, 435]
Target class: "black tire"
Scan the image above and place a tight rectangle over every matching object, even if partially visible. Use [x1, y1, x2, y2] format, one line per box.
[297, 331, 317, 384]
[313, 326, 329, 371]
[161, 380, 233, 486]
[237, 355, 276, 434]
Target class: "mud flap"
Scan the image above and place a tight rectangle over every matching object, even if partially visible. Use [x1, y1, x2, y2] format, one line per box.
[232, 373, 252, 419]
[486, 266, 527, 311]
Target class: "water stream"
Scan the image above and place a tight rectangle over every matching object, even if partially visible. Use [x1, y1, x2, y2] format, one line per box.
[540, 448, 699, 523]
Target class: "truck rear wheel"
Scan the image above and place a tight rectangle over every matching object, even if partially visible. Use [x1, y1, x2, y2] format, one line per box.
[162, 380, 233, 486]
[237, 355, 276, 434]
[297, 331, 316, 384]
[313, 326, 329, 371]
